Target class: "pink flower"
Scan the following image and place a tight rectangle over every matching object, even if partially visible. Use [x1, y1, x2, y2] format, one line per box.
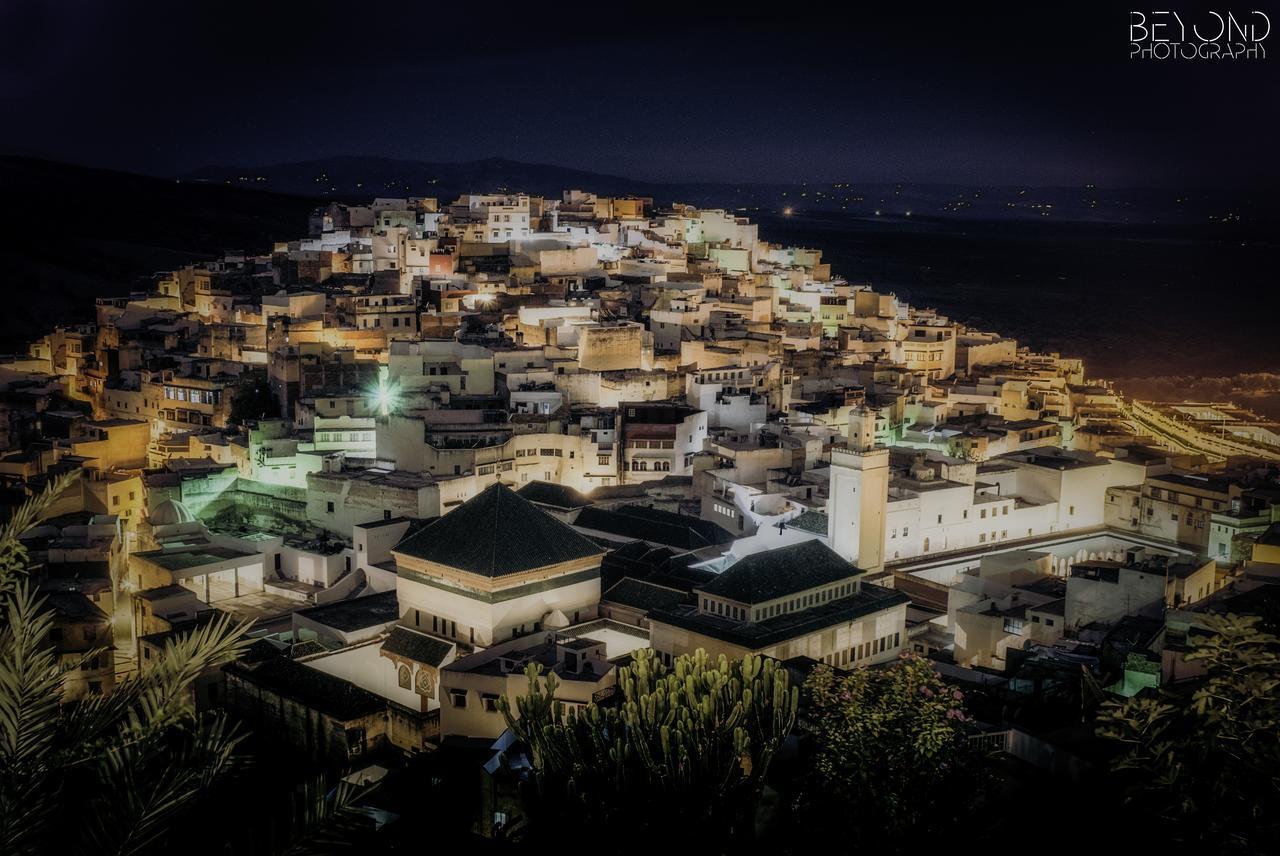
[921, 686, 934, 697]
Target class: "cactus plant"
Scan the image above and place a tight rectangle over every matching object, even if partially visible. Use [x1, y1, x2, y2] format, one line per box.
[498, 648, 798, 848]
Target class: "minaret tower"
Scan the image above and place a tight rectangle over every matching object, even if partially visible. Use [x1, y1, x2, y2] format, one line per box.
[828, 405, 890, 573]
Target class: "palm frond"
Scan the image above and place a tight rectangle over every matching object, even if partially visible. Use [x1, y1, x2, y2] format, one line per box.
[82, 711, 246, 856]
[61, 611, 253, 767]
[279, 778, 382, 856]
[0, 581, 68, 854]
[0, 472, 256, 855]
[0, 470, 83, 598]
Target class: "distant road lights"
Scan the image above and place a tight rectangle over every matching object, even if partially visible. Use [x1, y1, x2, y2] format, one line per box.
[783, 207, 793, 216]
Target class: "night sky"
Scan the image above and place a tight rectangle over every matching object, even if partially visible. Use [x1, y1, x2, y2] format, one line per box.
[2, 1, 1277, 187]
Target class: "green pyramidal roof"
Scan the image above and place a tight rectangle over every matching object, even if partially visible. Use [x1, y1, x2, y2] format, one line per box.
[393, 483, 604, 577]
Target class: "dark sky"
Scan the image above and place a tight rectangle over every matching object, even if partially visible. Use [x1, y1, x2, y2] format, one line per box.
[2, 1, 1277, 186]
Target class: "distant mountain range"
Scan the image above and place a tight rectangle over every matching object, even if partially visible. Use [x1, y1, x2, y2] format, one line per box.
[183, 155, 674, 201]
[180, 155, 1274, 226]
[0, 156, 316, 350]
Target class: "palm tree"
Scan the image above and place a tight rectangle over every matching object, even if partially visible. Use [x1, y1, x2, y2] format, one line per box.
[0, 472, 254, 855]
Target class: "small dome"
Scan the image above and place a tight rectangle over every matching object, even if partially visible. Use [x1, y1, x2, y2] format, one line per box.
[149, 499, 195, 527]
[542, 609, 571, 630]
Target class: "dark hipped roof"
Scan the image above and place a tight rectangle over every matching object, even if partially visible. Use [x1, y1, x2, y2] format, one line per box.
[382, 626, 454, 667]
[698, 540, 860, 604]
[574, 504, 735, 550]
[516, 480, 594, 510]
[787, 510, 829, 536]
[44, 590, 109, 622]
[393, 483, 603, 577]
[602, 577, 690, 613]
[651, 585, 909, 650]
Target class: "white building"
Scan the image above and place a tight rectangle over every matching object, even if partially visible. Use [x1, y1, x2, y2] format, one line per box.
[392, 484, 606, 649]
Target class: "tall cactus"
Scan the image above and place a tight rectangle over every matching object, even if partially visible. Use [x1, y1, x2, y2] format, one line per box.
[499, 648, 798, 848]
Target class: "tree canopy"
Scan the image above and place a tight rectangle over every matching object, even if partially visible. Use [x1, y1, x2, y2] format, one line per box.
[1097, 613, 1280, 852]
[794, 653, 993, 851]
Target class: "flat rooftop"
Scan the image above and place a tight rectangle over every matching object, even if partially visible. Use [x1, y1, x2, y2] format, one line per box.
[295, 591, 399, 632]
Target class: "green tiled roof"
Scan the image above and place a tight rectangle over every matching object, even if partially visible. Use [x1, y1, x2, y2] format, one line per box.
[651, 585, 909, 650]
[381, 626, 453, 666]
[394, 483, 603, 577]
[698, 540, 860, 604]
[787, 510, 829, 536]
[602, 577, 689, 612]
[516, 480, 594, 510]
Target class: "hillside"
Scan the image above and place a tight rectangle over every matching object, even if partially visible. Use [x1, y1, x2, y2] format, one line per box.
[0, 156, 317, 350]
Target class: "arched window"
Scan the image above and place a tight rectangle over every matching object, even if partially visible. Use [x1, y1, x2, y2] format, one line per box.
[416, 668, 435, 697]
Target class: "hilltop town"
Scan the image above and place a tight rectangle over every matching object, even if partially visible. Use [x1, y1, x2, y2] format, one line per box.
[6, 190, 1280, 840]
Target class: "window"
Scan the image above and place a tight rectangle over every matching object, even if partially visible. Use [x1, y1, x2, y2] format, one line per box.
[449, 690, 467, 708]
[398, 665, 411, 689]
[327, 501, 335, 513]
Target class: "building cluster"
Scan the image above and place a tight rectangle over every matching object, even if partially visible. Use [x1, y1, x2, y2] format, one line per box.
[6, 188, 1280, 825]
